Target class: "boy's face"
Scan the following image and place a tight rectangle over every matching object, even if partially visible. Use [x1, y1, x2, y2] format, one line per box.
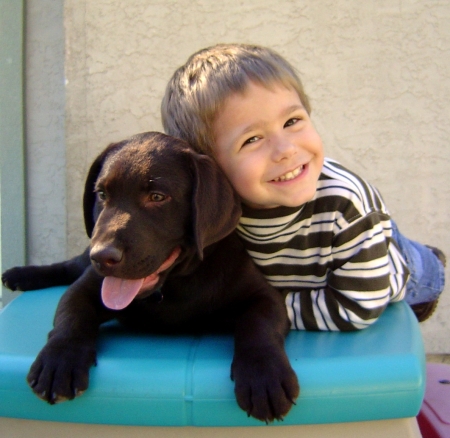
[212, 81, 324, 209]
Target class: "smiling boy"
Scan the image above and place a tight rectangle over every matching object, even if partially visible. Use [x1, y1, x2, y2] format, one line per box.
[213, 81, 324, 210]
[161, 43, 445, 330]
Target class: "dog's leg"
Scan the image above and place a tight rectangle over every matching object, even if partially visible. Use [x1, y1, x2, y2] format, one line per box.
[2, 247, 91, 291]
[27, 266, 111, 404]
[231, 290, 300, 423]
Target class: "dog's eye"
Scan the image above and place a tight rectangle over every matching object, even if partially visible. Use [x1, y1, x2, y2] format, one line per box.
[149, 193, 166, 202]
[97, 190, 107, 201]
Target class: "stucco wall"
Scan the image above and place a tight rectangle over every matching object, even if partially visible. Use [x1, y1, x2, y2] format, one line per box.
[26, 0, 66, 264]
[28, 0, 449, 351]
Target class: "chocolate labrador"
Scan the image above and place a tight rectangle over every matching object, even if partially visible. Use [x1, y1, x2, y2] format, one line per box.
[2, 132, 299, 422]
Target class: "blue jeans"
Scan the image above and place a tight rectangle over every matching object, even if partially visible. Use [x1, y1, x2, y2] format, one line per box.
[391, 221, 445, 305]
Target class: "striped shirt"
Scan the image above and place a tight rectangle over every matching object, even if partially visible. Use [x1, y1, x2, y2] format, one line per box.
[237, 158, 409, 331]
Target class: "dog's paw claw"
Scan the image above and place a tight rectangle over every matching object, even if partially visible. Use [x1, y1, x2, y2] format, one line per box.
[73, 388, 85, 398]
[38, 391, 50, 403]
[52, 393, 69, 404]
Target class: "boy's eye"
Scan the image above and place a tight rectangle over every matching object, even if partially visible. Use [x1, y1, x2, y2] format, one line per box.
[284, 118, 300, 128]
[242, 136, 259, 147]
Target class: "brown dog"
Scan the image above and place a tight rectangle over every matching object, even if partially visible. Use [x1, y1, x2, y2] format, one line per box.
[2, 132, 299, 422]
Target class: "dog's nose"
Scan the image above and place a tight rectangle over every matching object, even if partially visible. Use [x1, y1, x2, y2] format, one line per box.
[90, 245, 123, 269]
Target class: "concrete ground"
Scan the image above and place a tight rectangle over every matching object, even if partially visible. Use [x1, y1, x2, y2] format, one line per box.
[426, 354, 450, 364]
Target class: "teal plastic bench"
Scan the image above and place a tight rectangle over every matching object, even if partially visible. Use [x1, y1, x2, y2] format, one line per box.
[0, 286, 425, 430]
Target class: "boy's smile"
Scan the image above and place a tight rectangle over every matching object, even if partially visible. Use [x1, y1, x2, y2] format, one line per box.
[212, 81, 324, 209]
[272, 164, 304, 182]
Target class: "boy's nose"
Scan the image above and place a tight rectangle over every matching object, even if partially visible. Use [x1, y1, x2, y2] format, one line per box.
[271, 135, 297, 161]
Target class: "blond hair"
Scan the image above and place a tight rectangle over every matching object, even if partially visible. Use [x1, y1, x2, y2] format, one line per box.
[161, 43, 311, 154]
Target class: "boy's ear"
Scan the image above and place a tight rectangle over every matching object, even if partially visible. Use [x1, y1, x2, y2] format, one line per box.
[188, 152, 242, 259]
[82, 141, 126, 237]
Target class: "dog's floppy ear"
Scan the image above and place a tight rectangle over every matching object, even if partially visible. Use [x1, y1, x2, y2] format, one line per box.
[188, 152, 242, 259]
[83, 141, 126, 237]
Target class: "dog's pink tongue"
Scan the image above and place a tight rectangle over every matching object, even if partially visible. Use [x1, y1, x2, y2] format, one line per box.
[100, 247, 181, 310]
[101, 277, 145, 310]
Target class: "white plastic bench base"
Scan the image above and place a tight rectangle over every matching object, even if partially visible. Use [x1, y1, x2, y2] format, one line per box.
[0, 416, 422, 438]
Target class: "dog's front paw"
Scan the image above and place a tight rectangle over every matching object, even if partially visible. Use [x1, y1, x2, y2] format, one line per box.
[231, 348, 299, 423]
[27, 338, 97, 404]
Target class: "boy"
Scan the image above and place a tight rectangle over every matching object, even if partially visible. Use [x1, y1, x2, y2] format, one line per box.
[161, 44, 445, 331]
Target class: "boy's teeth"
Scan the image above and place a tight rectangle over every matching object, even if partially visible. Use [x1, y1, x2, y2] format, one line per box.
[273, 165, 304, 182]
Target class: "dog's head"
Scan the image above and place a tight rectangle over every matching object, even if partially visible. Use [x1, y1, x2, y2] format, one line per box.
[83, 132, 242, 310]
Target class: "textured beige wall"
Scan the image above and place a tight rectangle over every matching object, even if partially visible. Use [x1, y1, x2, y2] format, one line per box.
[60, 1, 450, 351]
[26, 0, 66, 264]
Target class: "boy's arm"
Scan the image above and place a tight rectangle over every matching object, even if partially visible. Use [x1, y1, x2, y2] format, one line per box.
[286, 214, 408, 331]
[286, 284, 387, 331]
